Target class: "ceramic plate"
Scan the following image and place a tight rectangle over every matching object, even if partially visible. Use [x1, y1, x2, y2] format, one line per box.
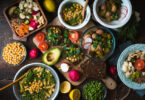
[117, 44, 145, 90]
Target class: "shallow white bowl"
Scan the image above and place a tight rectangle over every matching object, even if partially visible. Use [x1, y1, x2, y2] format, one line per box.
[93, 0, 132, 29]
[117, 44, 145, 90]
[58, 0, 91, 30]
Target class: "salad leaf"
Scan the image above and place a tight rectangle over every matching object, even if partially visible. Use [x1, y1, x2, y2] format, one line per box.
[47, 29, 52, 35]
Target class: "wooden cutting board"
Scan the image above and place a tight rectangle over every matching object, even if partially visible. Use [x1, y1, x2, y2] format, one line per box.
[33, 17, 96, 86]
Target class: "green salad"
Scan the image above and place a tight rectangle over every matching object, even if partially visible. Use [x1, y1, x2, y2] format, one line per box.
[46, 26, 63, 46]
[62, 2, 83, 26]
[83, 28, 113, 59]
[83, 81, 105, 100]
[19, 67, 56, 100]
[63, 44, 84, 63]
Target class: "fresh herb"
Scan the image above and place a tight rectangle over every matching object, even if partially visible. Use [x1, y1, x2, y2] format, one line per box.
[62, 29, 71, 45]
[63, 45, 83, 63]
[46, 27, 62, 46]
[83, 81, 105, 100]
[117, 13, 139, 42]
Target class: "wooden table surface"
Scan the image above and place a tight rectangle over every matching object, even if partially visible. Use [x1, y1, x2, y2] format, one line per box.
[0, 0, 145, 100]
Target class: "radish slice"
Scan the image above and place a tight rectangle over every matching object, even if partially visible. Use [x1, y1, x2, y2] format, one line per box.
[87, 46, 90, 55]
[83, 42, 91, 49]
[84, 37, 92, 44]
[60, 63, 70, 72]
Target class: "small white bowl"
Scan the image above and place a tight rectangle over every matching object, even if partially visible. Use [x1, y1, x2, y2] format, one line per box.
[93, 0, 132, 29]
[58, 0, 91, 30]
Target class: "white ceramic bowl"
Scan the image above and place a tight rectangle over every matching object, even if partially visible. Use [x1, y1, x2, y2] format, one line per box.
[93, 0, 132, 29]
[58, 0, 91, 30]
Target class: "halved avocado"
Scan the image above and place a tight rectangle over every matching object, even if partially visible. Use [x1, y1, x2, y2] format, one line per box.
[42, 48, 61, 66]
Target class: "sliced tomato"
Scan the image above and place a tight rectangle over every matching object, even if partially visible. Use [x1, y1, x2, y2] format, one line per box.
[134, 59, 145, 70]
[36, 32, 45, 42]
[38, 42, 48, 51]
[69, 31, 79, 42]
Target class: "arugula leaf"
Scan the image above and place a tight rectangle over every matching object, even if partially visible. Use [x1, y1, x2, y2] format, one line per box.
[60, 43, 64, 46]
[93, 44, 97, 48]
[76, 49, 81, 55]
[46, 36, 49, 41]
[63, 47, 70, 50]
[47, 29, 52, 35]
[68, 53, 73, 57]
[54, 33, 58, 38]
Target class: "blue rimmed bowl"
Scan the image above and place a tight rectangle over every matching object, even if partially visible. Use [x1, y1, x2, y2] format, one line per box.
[13, 63, 60, 100]
[117, 44, 145, 90]
[81, 26, 116, 61]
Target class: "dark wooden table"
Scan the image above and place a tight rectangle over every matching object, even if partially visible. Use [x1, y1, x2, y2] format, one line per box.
[0, 0, 145, 100]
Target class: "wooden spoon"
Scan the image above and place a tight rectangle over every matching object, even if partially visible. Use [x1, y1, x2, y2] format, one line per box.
[0, 68, 33, 91]
[81, 0, 89, 20]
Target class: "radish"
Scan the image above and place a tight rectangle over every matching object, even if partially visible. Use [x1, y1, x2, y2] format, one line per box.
[32, 11, 40, 16]
[29, 48, 39, 59]
[69, 70, 80, 82]
[83, 42, 91, 49]
[110, 66, 117, 75]
[30, 19, 39, 29]
[84, 37, 92, 44]
[60, 63, 70, 72]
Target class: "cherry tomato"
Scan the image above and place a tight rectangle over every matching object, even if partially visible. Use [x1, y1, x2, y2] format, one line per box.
[69, 31, 79, 42]
[134, 59, 145, 70]
[36, 32, 45, 42]
[38, 42, 48, 51]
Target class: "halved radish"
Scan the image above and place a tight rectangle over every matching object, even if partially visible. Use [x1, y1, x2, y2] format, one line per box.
[84, 37, 92, 44]
[87, 46, 91, 55]
[83, 42, 92, 49]
[60, 63, 70, 72]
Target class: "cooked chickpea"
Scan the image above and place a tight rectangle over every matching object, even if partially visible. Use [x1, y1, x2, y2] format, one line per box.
[96, 29, 104, 35]
[2, 42, 26, 65]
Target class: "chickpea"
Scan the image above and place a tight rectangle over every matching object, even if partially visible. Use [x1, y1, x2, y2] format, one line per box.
[101, 4, 106, 10]
[111, 4, 117, 13]
[84, 34, 91, 40]
[92, 34, 97, 39]
[90, 45, 96, 51]
[105, 11, 111, 17]
[2, 42, 26, 65]
[96, 29, 104, 35]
